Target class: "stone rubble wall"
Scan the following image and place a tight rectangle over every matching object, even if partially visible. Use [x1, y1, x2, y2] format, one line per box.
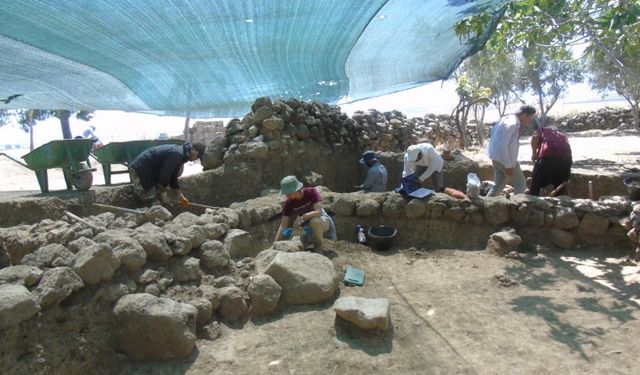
[555, 107, 637, 133]
[0, 185, 634, 371]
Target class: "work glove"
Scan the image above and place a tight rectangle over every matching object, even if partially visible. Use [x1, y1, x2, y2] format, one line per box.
[282, 228, 294, 238]
[179, 197, 190, 207]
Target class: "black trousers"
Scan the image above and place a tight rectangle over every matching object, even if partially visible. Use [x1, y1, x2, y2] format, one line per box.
[529, 156, 572, 196]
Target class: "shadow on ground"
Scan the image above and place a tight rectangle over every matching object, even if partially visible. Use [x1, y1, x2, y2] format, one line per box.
[504, 250, 639, 359]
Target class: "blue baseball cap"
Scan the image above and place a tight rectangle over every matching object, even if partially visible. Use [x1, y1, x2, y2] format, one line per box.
[359, 151, 378, 164]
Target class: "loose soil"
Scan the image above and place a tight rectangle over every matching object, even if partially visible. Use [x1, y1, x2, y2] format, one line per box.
[121, 241, 640, 375]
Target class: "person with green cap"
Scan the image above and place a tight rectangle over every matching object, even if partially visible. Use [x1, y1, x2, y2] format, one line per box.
[275, 175, 336, 251]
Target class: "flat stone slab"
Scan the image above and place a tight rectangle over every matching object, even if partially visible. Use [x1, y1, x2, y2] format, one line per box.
[333, 296, 390, 331]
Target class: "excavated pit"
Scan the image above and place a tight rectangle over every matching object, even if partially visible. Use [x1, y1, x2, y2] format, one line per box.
[1, 102, 639, 373]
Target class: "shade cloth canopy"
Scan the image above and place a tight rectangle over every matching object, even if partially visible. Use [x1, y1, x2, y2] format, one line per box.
[0, 0, 507, 117]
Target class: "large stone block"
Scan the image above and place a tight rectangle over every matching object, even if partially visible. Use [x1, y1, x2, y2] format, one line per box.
[0, 265, 43, 286]
[71, 243, 121, 286]
[483, 197, 510, 226]
[20, 243, 75, 268]
[333, 296, 390, 331]
[332, 197, 356, 216]
[549, 228, 575, 249]
[33, 267, 84, 306]
[198, 240, 230, 270]
[261, 252, 338, 305]
[356, 199, 381, 217]
[224, 229, 253, 258]
[577, 213, 610, 236]
[113, 293, 197, 361]
[0, 284, 40, 330]
[248, 274, 282, 316]
[94, 231, 147, 273]
[405, 199, 427, 219]
[554, 207, 580, 229]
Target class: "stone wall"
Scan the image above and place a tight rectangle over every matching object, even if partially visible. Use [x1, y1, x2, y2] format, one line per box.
[232, 189, 631, 252]
[555, 107, 637, 132]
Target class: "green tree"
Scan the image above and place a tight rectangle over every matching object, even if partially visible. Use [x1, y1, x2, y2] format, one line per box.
[456, 0, 640, 119]
[9, 109, 93, 150]
[450, 73, 492, 148]
[461, 49, 521, 116]
[586, 5, 640, 128]
[16, 109, 93, 137]
[518, 45, 583, 123]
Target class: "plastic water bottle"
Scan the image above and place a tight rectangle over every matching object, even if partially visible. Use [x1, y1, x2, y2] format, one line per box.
[355, 225, 366, 244]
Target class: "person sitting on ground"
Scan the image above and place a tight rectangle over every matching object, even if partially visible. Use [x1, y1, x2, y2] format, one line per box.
[274, 175, 336, 252]
[486, 104, 537, 196]
[354, 150, 388, 192]
[402, 142, 444, 192]
[529, 123, 572, 196]
[129, 142, 205, 206]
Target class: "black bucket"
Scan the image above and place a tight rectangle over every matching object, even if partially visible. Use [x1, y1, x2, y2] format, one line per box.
[367, 225, 397, 251]
[624, 176, 640, 201]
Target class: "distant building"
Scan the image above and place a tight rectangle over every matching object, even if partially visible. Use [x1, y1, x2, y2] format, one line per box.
[190, 120, 224, 144]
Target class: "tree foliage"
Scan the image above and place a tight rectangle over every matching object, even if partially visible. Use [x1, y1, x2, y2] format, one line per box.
[518, 45, 583, 122]
[456, 0, 640, 119]
[450, 73, 492, 148]
[15, 110, 94, 139]
[461, 48, 520, 117]
[586, 2, 640, 127]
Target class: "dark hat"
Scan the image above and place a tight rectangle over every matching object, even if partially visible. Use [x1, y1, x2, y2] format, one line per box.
[359, 150, 378, 164]
[516, 104, 536, 116]
[191, 142, 206, 161]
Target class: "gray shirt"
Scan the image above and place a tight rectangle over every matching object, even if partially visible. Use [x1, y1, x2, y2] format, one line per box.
[363, 162, 388, 192]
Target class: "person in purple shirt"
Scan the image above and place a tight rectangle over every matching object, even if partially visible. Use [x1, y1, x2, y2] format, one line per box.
[274, 175, 336, 251]
[529, 125, 572, 196]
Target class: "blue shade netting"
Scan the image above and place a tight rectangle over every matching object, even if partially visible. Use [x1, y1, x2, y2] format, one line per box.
[0, 0, 507, 117]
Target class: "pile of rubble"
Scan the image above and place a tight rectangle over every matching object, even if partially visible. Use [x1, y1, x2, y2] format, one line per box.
[0, 203, 341, 366]
[202, 97, 463, 170]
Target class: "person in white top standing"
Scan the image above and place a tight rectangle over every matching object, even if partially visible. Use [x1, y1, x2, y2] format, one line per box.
[402, 142, 445, 192]
[486, 104, 537, 196]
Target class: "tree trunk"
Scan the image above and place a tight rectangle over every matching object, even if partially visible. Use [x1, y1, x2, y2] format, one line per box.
[633, 103, 639, 129]
[183, 112, 191, 141]
[28, 110, 34, 151]
[58, 110, 72, 139]
[477, 106, 486, 145]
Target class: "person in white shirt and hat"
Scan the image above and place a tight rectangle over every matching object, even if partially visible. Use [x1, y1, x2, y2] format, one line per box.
[486, 104, 537, 196]
[402, 142, 445, 192]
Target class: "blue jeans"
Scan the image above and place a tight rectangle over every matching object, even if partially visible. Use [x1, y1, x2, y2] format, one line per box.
[488, 160, 526, 196]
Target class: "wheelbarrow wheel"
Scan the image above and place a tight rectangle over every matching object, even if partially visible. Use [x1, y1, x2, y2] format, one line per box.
[73, 170, 93, 191]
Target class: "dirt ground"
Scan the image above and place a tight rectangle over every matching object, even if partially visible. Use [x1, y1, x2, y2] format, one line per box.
[118, 241, 640, 375]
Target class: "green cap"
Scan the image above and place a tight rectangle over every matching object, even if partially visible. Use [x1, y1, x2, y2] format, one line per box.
[280, 175, 303, 195]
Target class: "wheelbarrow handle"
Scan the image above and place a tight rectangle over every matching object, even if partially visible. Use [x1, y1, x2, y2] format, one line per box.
[187, 202, 219, 210]
[0, 152, 29, 169]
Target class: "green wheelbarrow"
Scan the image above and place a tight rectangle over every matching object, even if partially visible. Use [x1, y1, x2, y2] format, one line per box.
[1, 138, 96, 193]
[92, 139, 183, 185]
